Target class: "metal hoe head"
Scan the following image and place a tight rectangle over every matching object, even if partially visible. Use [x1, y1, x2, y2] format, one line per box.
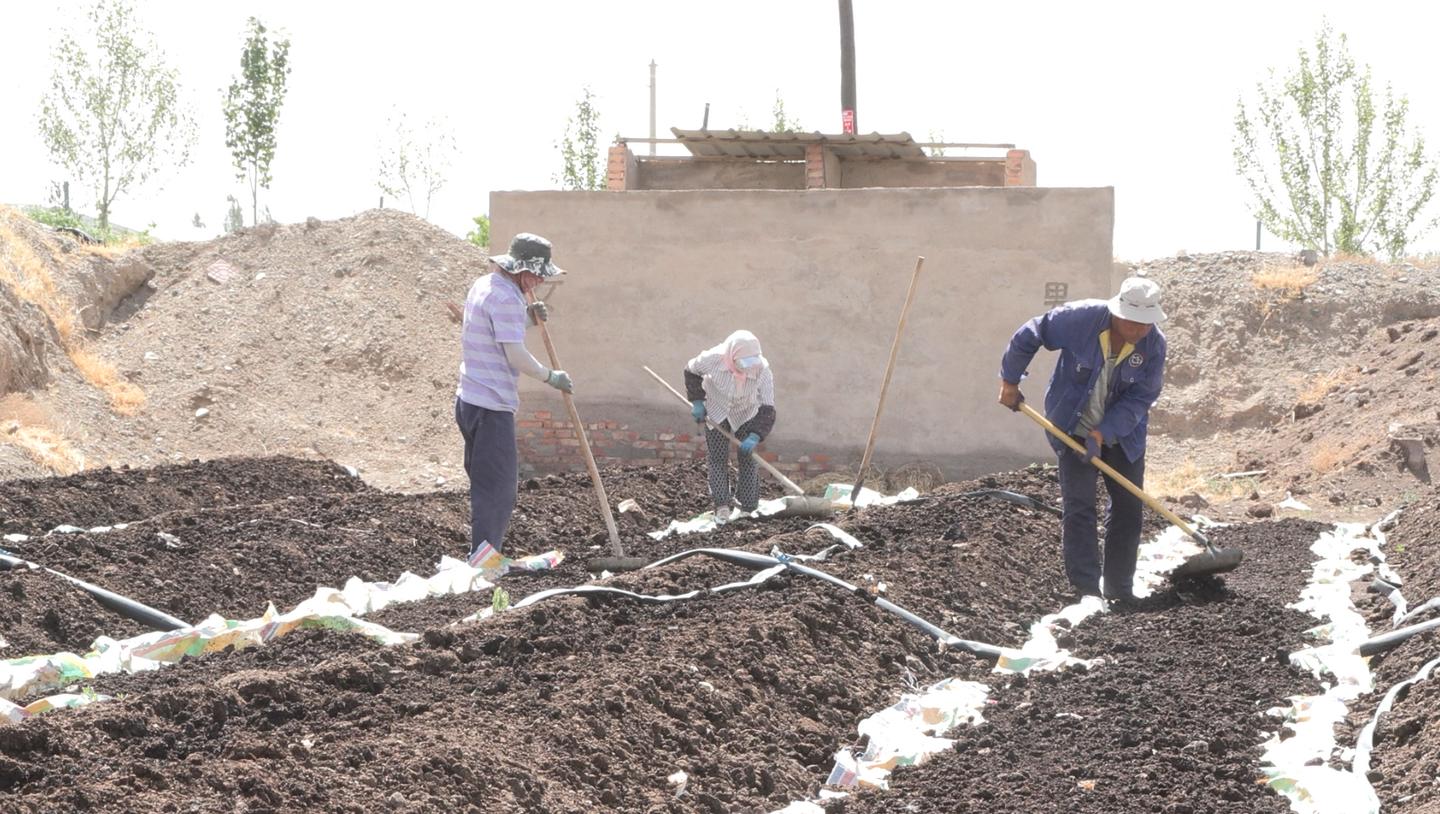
[1170, 542, 1245, 580]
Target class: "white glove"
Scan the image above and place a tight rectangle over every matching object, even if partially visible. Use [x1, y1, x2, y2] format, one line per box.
[527, 301, 549, 323]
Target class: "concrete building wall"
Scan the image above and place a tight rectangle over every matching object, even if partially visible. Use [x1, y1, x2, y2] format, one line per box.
[634, 158, 805, 190]
[839, 158, 1005, 188]
[490, 187, 1114, 481]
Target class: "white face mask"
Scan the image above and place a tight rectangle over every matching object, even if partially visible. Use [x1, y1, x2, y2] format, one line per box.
[736, 354, 762, 370]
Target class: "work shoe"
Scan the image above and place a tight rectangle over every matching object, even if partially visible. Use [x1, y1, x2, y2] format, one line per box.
[1104, 591, 1139, 607]
[713, 505, 733, 526]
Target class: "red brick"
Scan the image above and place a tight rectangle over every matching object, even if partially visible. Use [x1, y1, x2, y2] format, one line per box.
[812, 454, 832, 464]
[534, 411, 552, 420]
[516, 420, 544, 429]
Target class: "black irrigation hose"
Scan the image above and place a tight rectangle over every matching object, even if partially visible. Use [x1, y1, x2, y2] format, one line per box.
[0, 550, 190, 632]
[1397, 596, 1440, 627]
[510, 547, 1006, 661]
[1358, 615, 1440, 658]
[1368, 576, 1407, 623]
[955, 489, 1063, 518]
[772, 556, 1006, 660]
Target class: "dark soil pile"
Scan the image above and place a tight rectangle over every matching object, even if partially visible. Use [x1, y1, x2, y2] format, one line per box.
[0, 461, 1367, 814]
[0, 458, 724, 631]
[0, 569, 150, 657]
[1335, 494, 1440, 814]
[0, 456, 370, 536]
[840, 519, 1329, 814]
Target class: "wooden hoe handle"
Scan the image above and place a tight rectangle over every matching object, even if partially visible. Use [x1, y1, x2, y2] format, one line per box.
[527, 292, 625, 557]
[1017, 402, 1208, 545]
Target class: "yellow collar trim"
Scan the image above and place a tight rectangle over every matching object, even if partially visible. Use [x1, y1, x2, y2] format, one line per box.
[1099, 330, 1135, 365]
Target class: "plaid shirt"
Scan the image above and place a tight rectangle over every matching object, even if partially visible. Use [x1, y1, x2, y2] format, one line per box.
[684, 351, 775, 437]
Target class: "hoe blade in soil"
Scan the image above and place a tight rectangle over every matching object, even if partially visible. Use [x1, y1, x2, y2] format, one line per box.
[1170, 540, 1244, 580]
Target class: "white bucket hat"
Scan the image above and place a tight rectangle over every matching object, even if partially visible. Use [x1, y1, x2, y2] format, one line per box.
[1108, 276, 1166, 324]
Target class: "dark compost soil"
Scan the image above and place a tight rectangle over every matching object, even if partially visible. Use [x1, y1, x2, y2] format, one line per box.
[839, 520, 1331, 814]
[0, 460, 1380, 814]
[1335, 494, 1440, 814]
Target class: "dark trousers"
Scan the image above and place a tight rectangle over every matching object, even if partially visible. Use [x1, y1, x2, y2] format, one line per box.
[455, 398, 518, 556]
[706, 421, 761, 512]
[1056, 439, 1145, 597]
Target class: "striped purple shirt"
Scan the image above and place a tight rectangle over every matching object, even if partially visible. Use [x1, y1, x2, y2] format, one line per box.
[456, 272, 528, 412]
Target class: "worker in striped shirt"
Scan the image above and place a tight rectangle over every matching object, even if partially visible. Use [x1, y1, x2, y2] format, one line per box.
[456, 233, 572, 561]
[684, 330, 776, 523]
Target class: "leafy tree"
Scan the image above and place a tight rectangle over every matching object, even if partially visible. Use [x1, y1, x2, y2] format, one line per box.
[771, 91, 803, 133]
[37, 0, 195, 233]
[466, 214, 491, 248]
[377, 110, 456, 219]
[1234, 21, 1438, 258]
[557, 87, 604, 190]
[223, 17, 291, 227]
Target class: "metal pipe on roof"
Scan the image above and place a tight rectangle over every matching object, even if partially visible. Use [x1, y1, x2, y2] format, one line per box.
[839, 0, 857, 133]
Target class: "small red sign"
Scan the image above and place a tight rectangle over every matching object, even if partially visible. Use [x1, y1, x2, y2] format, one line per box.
[842, 109, 855, 134]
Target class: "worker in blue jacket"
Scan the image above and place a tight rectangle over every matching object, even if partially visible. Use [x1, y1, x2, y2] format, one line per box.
[997, 277, 1167, 604]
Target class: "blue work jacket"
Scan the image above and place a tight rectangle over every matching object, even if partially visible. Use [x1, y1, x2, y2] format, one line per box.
[999, 300, 1167, 463]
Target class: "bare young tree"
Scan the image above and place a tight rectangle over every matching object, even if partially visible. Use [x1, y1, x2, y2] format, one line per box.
[377, 110, 456, 220]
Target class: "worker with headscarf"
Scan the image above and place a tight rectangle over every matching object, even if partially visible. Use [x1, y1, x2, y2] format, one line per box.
[684, 330, 776, 523]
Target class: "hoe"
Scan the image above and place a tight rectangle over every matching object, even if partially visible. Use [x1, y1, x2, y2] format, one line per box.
[1019, 403, 1244, 580]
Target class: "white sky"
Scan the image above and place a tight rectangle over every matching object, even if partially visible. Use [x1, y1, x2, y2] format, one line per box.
[3, 0, 1438, 260]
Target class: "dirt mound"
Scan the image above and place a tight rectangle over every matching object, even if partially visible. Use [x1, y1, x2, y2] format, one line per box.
[1140, 251, 1440, 437]
[1129, 251, 1440, 517]
[0, 209, 494, 490]
[0, 206, 156, 479]
[1152, 313, 1440, 517]
[85, 209, 491, 490]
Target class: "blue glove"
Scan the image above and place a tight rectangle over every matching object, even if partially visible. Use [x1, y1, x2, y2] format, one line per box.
[739, 433, 761, 455]
[691, 400, 707, 423]
[1083, 433, 1102, 462]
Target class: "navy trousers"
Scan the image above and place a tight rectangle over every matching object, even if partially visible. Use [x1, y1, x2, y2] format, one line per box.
[1055, 438, 1145, 597]
[455, 398, 519, 556]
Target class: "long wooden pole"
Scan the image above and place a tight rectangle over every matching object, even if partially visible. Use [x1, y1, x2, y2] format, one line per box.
[643, 365, 806, 496]
[525, 293, 625, 557]
[851, 256, 925, 499]
[1017, 402, 1211, 546]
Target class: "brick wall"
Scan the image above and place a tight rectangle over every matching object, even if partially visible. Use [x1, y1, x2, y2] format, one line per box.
[606, 144, 636, 191]
[513, 408, 839, 478]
